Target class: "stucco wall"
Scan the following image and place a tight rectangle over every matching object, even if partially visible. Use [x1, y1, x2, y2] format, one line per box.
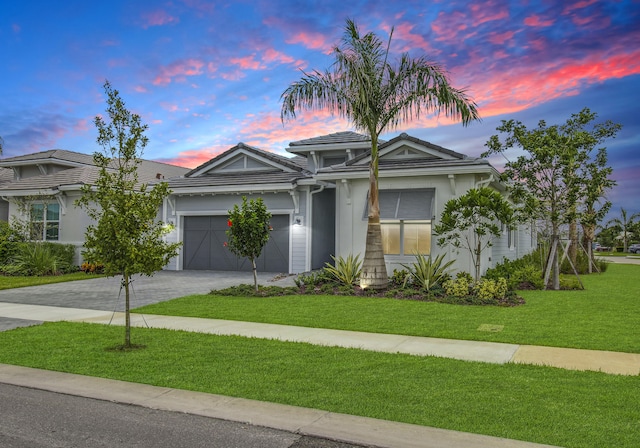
[335, 173, 521, 277]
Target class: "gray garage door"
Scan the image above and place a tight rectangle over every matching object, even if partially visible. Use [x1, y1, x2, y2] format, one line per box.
[183, 215, 289, 272]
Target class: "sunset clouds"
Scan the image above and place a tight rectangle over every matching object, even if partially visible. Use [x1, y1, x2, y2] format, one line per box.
[1, 0, 638, 213]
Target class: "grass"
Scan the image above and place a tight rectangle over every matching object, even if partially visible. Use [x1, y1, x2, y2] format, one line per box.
[0, 272, 103, 290]
[0, 322, 637, 448]
[135, 263, 640, 353]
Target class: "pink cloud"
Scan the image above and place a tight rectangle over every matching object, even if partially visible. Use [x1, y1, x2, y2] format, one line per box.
[285, 31, 334, 54]
[469, 47, 640, 120]
[12, 24, 20, 33]
[134, 85, 148, 93]
[162, 145, 233, 168]
[488, 30, 516, 45]
[153, 58, 204, 85]
[262, 48, 295, 65]
[388, 21, 435, 53]
[562, 0, 598, 14]
[73, 119, 90, 132]
[523, 15, 555, 27]
[142, 10, 179, 28]
[229, 55, 265, 70]
[468, 1, 509, 25]
[431, 10, 475, 43]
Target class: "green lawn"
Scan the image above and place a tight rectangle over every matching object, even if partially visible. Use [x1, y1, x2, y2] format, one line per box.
[0, 322, 637, 448]
[135, 263, 640, 353]
[0, 272, 103, 290]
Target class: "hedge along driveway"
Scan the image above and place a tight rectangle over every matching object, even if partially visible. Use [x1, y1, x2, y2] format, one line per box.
[134, 263, 640, 354]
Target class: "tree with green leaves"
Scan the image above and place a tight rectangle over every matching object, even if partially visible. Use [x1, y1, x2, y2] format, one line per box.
[434, 187, 514, 281]
[280, 18, 479, 290]
[226, 196, 272, 292]
[76, 81, 180, 349]
[579, 146, 616, 271]
[483, 108, 620, 289]
[605, 208, 640, 252]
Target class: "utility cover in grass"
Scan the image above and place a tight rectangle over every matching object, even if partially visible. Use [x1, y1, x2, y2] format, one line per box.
[477, 324, 504, 332]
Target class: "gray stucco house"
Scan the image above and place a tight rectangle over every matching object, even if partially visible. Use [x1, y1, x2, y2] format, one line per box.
[0, 149, 189, 263]
[161, 131, 536, 277]
[1, 132, 535, 276]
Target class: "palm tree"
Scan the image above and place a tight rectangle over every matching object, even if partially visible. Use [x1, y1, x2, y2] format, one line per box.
[281, 19, 480, 289]
[606, 208, 640, 252]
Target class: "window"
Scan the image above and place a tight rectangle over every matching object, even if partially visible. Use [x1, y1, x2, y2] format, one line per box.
[381, 220, 432, 255]
[366, 189, 435, 256]
[30, 203, 59, 241]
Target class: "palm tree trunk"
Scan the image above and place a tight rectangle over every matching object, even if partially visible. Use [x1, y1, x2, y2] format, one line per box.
[360, 153, 388, 290]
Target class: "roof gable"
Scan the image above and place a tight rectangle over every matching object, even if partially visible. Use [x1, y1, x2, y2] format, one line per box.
[346, 133, 466, 167]
[286, 131, 377, 155]
[186, 142, 304, 178]
[0, 149, 96, 167]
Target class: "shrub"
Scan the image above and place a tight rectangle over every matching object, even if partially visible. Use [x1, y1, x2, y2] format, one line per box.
[473, 278, 508, 301]
[443, 276, 471, 297]
[401, 253, 454, 292]
[80, 262, 105, 274]
[3, 242, 63, 276]
[0, 221, 24, 265]
[323, 254, 362, 286]
[389, 269, 410, 287]
[294, 270, 331, 289]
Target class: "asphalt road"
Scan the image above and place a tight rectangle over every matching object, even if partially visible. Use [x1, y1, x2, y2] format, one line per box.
[0, 383, 372, 448]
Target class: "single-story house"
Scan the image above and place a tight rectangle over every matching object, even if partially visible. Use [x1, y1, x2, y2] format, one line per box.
[0, 132, 535, 277]
[0, 149, 189, 262]
[161, 131, 535, 276]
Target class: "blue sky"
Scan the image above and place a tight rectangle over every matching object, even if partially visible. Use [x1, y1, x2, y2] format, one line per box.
[1, 0, 639, 217]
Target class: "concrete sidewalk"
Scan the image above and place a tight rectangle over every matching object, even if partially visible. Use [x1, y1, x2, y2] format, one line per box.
[0, 302, 638, 375]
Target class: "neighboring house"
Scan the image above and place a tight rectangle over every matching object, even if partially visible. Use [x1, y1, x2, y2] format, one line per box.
[162, 132, 535, 276]
[0, 149, 189, 263]
[0, 167, 12, 221]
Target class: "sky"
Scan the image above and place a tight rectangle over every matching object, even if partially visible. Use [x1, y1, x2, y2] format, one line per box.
[1, 0, 639, 218]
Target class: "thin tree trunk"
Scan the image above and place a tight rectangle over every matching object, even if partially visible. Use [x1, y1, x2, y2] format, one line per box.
[568, 219, 578, 267]
[252, 258, 258, 292]
[475, 238, 481, 281]
[124, 273, 131, 348]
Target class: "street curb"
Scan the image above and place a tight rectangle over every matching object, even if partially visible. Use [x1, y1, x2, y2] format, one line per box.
[0, 364, 558, 448]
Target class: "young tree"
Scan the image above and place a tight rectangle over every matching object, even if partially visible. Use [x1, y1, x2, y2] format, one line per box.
[605, 208, 640, 252]
[579, 147, 615, 271]
[434, 187, 514, 281]
[76, 81, 180, 349]
[281, 18, 479, 290]
[225, 196, 272, 292]
[483, 108, 620, 289]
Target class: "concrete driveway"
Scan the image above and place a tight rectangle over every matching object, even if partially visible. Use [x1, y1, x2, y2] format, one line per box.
[0, 270, 296, 331]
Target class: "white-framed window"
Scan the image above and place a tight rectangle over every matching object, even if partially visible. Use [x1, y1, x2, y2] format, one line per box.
[381, 220, 432, 255]
[366, 189, 434, 255]
[30, 202, 60, 241]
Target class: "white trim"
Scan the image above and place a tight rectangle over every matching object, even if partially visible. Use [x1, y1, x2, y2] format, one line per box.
[188, 148, 297, 177]
[315, 165, 498, 181]
[171, 183, 296, 195]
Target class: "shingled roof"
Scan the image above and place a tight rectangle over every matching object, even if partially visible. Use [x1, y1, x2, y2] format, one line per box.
[0, 149, 189, 195]
[288, 131, 374, 147]
[0, 149, 96, 166]
[186, 142, 306, 177]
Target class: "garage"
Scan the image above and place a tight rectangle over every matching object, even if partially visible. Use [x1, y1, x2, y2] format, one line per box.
[182, 215, 290, 272]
